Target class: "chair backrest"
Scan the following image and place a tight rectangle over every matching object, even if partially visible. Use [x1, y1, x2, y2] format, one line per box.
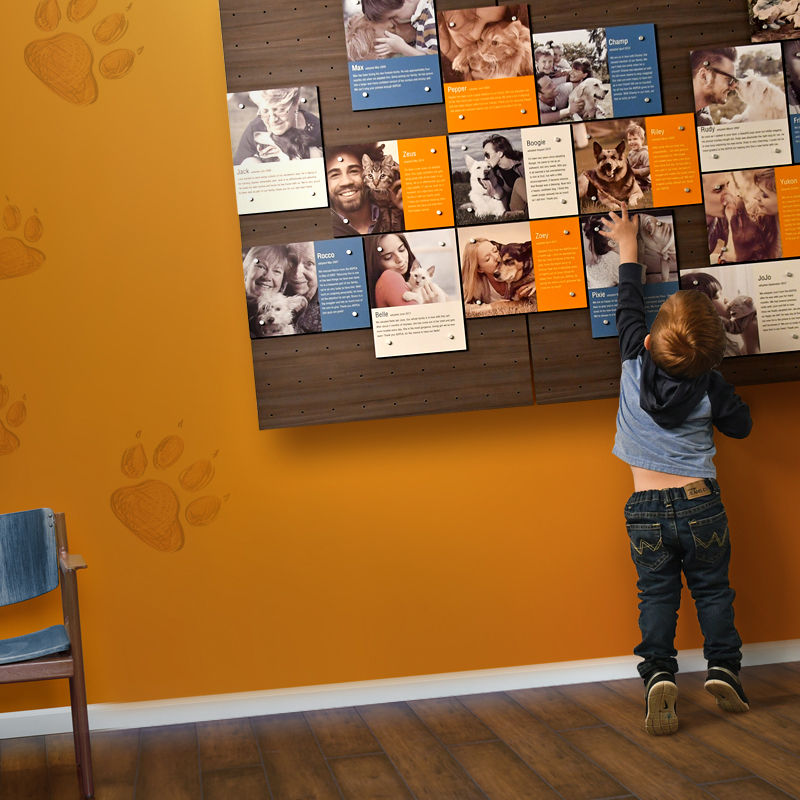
[0, 508, 59, 607]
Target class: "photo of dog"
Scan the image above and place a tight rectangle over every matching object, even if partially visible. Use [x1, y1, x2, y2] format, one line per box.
[256, 289, 309, 337]
[568, 77, 610, 120]
[460, 154, 506, 218]
[575, 119, 654, 213]
[494, 241, 536, 303]
[582, 211, 677, 289]
[721, 70, 787, 122]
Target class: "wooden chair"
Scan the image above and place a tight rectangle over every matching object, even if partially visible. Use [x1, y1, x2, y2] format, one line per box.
[0, 508, 93, 798]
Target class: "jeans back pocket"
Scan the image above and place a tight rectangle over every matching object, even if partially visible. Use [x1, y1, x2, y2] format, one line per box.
[626, 522, 668, 570]
[688, 511, 729, 564]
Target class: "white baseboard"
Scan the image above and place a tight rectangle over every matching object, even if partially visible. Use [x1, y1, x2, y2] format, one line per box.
[2, 639, 798, 739]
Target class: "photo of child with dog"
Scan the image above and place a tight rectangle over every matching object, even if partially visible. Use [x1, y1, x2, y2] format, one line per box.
[243, 244, 321, 338]
[576, 118, 654, 214]
[437, 4, 532, 82]
[533, 29, 613, 124]
[343, 0, 429, 62]
[702, 169, 782, 265]
[583, 211, 677, 290]
[680, 268, 761, 356]
[449, 130, 528, 225]
[457, 221, 537, 317]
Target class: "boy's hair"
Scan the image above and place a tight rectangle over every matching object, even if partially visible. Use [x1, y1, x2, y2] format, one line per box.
[648, 290, 726, 378]
[625, 122, 645, 138]
[361, 0, 404, 21]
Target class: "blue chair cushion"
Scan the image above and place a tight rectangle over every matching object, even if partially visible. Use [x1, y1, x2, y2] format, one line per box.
[0, 624, 70, 664]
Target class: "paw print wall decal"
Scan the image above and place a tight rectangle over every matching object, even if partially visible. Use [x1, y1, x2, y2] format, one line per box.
[0, 201, 45, 280]
[25, 0, 140, 106]
[0, 378, 27, 456]
[111, 430, 225, 553]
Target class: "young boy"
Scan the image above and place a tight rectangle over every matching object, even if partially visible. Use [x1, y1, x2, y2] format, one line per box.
[625, 123, 651, 192]
[601, 206, 752, 736]
[362, 0, 437, 57]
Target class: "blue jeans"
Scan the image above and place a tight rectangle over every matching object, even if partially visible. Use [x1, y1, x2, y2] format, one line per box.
[624, 479, 742, 679]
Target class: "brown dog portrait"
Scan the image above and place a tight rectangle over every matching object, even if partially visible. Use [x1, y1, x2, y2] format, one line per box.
[491, 240, 536, 303]
[578, 140, 644, 210]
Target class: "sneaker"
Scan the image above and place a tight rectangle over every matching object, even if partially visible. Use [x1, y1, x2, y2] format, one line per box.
[644, 671, 678, 735]
[705, 666, 749, 712]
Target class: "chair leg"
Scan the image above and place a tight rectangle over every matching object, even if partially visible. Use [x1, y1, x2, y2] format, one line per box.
[69, 673, 94, 798]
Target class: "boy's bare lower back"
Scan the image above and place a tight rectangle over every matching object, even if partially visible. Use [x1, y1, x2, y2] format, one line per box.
[631, 466, 705, 492]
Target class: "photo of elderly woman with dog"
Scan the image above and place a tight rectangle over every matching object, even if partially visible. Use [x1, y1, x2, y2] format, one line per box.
[457, 221, 536, 318]
[243, 244, 321, 338]
[229, 87, 322, 166]
[702, 169, 782, 265]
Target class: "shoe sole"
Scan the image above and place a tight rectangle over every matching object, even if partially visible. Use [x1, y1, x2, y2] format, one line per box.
[705, 679, 750, 712]
[645, 680, 678, 735]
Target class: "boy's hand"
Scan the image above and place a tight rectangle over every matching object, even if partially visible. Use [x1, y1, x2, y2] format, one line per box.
[375, 31, 416, 58]
[599, 204, 639, 264]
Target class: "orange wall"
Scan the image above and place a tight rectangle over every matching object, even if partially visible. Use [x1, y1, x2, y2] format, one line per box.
[1, 2, 798, 714]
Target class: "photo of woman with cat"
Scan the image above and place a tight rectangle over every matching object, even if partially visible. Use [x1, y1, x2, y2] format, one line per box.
[437, 4, 532, 83]
[365, 231, 459, 308]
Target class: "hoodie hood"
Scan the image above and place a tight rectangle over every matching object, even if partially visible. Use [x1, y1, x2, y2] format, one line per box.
[639, 350, 710, 429]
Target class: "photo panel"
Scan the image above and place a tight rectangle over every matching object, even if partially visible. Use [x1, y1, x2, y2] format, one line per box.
[583, 210, 679, 338]
[228, 87, 328, 215]
[438, 4, 538, 132]
[749, 0, 800, 42]
[532, 24, 661, 125]
[575, 114, 700, 214]
[456, 218, 586, 318]
[783, 40, 800, 160]
[700, 165, 800, 265]
[243, 238, 370, 339]
[448, 125, 578, 226]
[342, 0, 443, 110]
[692, 43, 792, 172]
[364, 228, 467, 358]
[327, 136, 453, 237]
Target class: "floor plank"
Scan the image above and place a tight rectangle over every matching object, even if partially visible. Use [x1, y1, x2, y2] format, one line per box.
[202, 766, 270, 800]
[329, 753, 415, 800]
[702, 776, 797, 799]
[449, 739, 563, 799]
[196, 717, 262, 771]
[563, 724, 716, 800]
[509, 685, 602, 731]
[252, 711, 341, 800]
[458, 692, 626, 800]
[565, 679, 750, 784]
[0, 735, 48, 800]
[408, 696, 497, 745]
[135, 724, 201, 800]
[357, 701, 487, 800]
[305, 706, 382, 758]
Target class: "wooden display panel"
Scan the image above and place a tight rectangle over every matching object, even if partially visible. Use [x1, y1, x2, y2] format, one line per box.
[220, 0, 800, 428]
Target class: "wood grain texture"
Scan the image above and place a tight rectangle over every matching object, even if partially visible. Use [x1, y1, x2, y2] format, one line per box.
[0, 736, 48, 800]
[221, 0, 800, 427]
[196, 718, 262, 770]
[458, 691, 626, 799]
[328, 753, 416, 800]
[136, 724, 201, 800]
[408, 696, 497, 745]
[305, 706, 382, 758]
[508, 685, 602, 731]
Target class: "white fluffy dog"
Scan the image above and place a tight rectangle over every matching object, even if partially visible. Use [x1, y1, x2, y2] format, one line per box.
[256, 289, 308, 336]
[722, 71, 787, 122]
[569, 77, 609, 120]
[461, 154, 506, 217]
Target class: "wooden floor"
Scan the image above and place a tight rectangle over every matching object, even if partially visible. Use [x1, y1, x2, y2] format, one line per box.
[2, 662, 799, 800]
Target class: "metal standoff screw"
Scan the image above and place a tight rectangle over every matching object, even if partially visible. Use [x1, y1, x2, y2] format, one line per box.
[362, 91, 369, 97]
[346, 249, 352, 255]
[569, 291, 576, 297]
[693, 280, 699, 285]
[591, 195, 597, 201]
[638, 35, 645, 40]
[776, 148, 782, 153]
[249, 197, 254, 202]
[449, 20, 455, 27]
[254, 258, 259, 263]
[551, 106, 557, 111]
[238, 103, 245, 109]
[594, 226, 600, 232]
[603, 319, 610, 325]
[461, 145, 468, 150]
[511, 15, 517, 20]
[467, 207, 474, 212]
[259, 320, 265, 326]
[644, 97, 651, 103]
[564, 229, 570, 235]
[561, 198, 568, 204]
[342, 217, 349, 224]
[684, 187, 691, 193]
[430, 148, 436, 153]
[521, 108, 527, 114]
[794, 334, 799, 339]
[763, 23, 768, 28]
[469, 238, 476, 243]
[311, 191, 316, 196]
[449, 334, 455, 340]
[439, 241, 446, 246]
[337, 156, 343, 162]
[458, 114, 465, 120]
[787, 272, 794, 277]
[713, 154, 719, 159]
[720, 246, 727, 253]
[377, 246, 383, 252]
[388, 340, 393, 345]
[436, 209, 442, 215]
[678, 125, 685, 131]
[656, 221, 662, 227]
[424, 86, 431, 92]
[300, 97, 307, 103]
[352, 311, 358, 317]
[475, 299, 482, 305]
[703, 60, 710, 66]
[555, 137, 561, 142]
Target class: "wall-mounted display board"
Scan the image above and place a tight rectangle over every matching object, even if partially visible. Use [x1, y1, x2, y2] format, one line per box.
[220, 0, 800, 429]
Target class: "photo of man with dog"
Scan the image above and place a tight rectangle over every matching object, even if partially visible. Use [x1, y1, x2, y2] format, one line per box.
[533, 29, 613, 124]
[576, 118, 654, 214]
[449, 129, 528, 225]
[457, 221, 536, 317]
